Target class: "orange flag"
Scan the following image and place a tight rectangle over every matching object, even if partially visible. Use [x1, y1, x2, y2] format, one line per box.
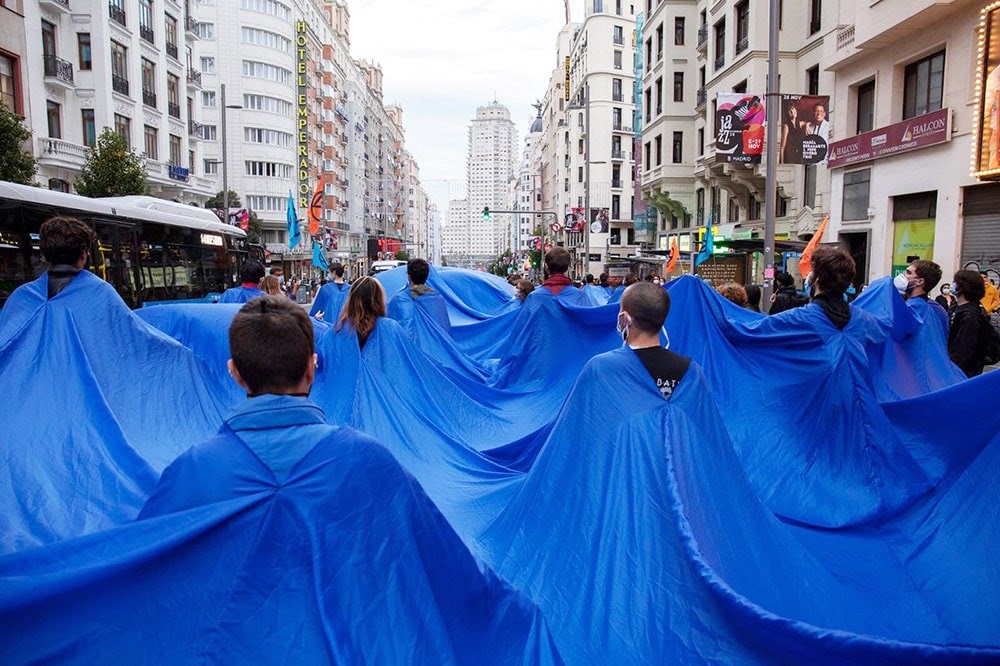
[308, 177, 323, 236]
[798, 215, 829, 278]
[665, 236, 680, 273]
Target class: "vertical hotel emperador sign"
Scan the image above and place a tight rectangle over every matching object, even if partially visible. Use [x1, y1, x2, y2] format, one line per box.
[296, 21, 310, 207]
[973, 2, 1000, 180]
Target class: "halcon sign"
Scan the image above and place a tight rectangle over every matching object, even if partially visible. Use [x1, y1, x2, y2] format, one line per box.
[296, 21, 310, 209]
[827, 108, 950, 169]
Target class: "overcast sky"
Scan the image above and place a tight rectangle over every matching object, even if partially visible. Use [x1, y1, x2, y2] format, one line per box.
[347, 0, 570, 209]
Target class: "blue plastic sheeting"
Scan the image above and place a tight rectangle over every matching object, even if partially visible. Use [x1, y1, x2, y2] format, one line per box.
[309, 280, 350, 319]
[1, 270, 998, 663]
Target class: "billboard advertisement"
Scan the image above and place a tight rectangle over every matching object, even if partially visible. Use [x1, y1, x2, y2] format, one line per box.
[974, 4, 1000, 179]
[715, 93, 765, 163]
[779, 95, 830, 164]
[828, 108, 949, 169]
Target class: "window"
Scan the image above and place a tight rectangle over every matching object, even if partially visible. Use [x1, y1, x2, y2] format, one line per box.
[656, 24, 663, 60]
[613, 107, 622, 129]
[856, 80, 875, 134]
[111, 41, 129, 95]
[141, 58, 156, 107]
[241, 27, 291, 52]
[81, 109, 96, 147]
[735, 1, 749, 54]
[167, 74, 180, 117]
[593, 0, 603, 11]
[241, 60, 291, 84]
[655, 77, 663, 114]
[196, 23, 214, 39]
[654, 135, 662, 165]
[728, 196, 739, 223]
[711, 186, 721, 221]
[202, 90, 216, 107]
[46, 100, 61, 138]
[672, 131, 683, 163]
[644, 87, 652, 123]
[903, 50, 944, 120]
[202, 124, 217, 140]
[109, 0, 126, 26]
[697, 127, 704, 155]
[169, 134, 181, 165]
[612, 134, 622, 157]
[114, 113, 131, 148]
[48, 179, 70, 193]
[0, 53, 17, 113]
[612, 163, 621, 187]
[803, 164, 816, 208]
[578, 166, 583, 182]
[78, 33, 92, 70]
[748, 196, 761, 220]
[645, 37, 653, 68]
[714, 20, 726, 70]
[613, 25, 624, 45]
[806, 65, 819, 96]
[675, 17, 685, 46]
[200, 57, 215, 74]
[612, 195, 620, 220]
[842, 168, 871, 220]
[204, 159, 219, 175]
[696, 188, 705, 224]
[612, 78, 623, 102]
[144, 125, 158, 159]
[41, 21, 56, 61]
[673, 72, 683, 102]
[165, 15, 178, 58]
[809, 0, 821, 35]
[613, 50, 622, 70]
[139, 0, 154, 43]
[245, 161, 294, 178]
[643, 141, 651, 168]
[244, 127, 292, 146]
[240, 0, 291, 20]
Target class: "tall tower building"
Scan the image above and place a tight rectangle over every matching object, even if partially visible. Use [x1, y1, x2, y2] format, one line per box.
[465, 101, 518, 265]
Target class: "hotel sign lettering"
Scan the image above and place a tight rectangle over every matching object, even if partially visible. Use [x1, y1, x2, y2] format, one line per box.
[296, 21, 310, 208]
[828, 108, 950, 169]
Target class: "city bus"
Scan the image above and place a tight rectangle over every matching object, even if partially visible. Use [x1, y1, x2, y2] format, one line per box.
[0, 181, 261, 309]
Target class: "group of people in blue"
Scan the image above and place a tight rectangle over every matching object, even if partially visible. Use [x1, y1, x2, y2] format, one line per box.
[1, 214, 999, 664]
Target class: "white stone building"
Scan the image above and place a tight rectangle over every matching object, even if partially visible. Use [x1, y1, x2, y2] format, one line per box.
[465, 101, 518, 264]
[441, 198, 469, 266]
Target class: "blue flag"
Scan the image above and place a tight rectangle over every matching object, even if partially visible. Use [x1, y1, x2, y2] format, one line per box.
[694, 214, 713, 267]
[287, 191, 301, 249]
[312, 240, 329, 273]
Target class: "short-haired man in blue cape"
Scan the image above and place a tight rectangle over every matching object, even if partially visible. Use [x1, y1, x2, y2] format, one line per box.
[895, 259, 949, 338]
[386, 257, 451, 333]
[617, 281, 691, 397]
[533, 246, 581, 300]
[217, 260, 266, 303]
[309, 261, 350, 320]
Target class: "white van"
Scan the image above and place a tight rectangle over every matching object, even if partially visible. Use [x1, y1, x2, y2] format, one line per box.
[370, 260, 406, 274]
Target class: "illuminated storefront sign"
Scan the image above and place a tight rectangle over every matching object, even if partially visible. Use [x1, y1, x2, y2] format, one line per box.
[973, 2, 1000, 180]
[296, 20, 310, 208]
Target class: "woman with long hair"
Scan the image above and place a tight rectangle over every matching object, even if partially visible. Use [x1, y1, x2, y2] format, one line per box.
[336, 276, 386, 349]
[259, 274, 282, 296]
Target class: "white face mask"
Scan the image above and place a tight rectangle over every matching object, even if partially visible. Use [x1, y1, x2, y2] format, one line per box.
[893, 273, 910, 292]
[616, 311, 630, 343]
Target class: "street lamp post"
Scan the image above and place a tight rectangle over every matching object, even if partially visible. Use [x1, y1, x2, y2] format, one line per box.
[583, 83, 591, 278]
[219, 84, 242, 225]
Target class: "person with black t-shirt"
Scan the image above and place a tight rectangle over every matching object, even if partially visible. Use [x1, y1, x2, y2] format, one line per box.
[618, 281, 690, 398]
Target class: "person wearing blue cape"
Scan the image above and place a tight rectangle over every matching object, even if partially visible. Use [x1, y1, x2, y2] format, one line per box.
[616, 281, 690, 398]
[895, 259, 949, 337]
[0, 295, 563, 663]
[386, 258, 451, 333]
[309, 261, 350, 319]
[33, 215, 95, 299]
[532, 246, 581, 300]
[217, 260, 266, 304]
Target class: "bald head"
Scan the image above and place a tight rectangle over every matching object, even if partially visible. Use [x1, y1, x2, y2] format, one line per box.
[620, 282, 671, 334]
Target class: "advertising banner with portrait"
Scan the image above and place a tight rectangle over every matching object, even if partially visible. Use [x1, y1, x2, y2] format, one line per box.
[715, 93, 765, 164]
[974, 5, 1000, 179]
[779, 95, 830, 164]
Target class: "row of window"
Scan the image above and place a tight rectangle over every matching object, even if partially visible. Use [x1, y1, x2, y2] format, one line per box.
[245, 161, 294, 178]
[242, 60, 291, 85]
[244, 127, 293, 146]
[142, 125, 184, 163]
[241, 27, 292, 53]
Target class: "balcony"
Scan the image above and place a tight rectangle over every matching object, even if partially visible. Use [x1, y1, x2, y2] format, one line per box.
[112, 75, 129, 96]
[142, 89, 157, 107]
[696, 88, 707, 107]
[166, 42, 178, 60]
[611, 180, 623, 189]
[697, 25, 708, 48]
[612, 124, 633, 133]
[140, 24, 155, 44]
[40, 0, 71, 13]
[168, 102, 181, 118]
[43, 55, 74, 87]
[611, 149, 624, 159]
[108, 2, 126, 26]
[186, 68, 202, 89]
[185, 16, 199, 38]
[736, 36, 748, 55]
[37, 137, 88, 170]
[714, 55, 725, 71]
[188, 121, 205, 139]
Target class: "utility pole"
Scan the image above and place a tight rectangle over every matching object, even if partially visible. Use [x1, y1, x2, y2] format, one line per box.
[221, 83, 229, 223]
[762, 0, 780, 303]
[583, 83, 591, 279]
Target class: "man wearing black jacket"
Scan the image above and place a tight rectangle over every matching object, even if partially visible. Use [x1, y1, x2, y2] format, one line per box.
[768, 271, 808, 315]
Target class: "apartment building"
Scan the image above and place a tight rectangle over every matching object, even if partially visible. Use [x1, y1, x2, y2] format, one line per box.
[18, 0, 212, 199]
[641, 0, 833, 281]
[464, 101, 518, 265]
[825, 0, 995, 283]
[1, 1, 28, 125]
[441, 198, 469, 266]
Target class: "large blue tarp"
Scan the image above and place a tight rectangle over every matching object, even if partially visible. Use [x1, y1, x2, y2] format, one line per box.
[1, 269, 998, 663]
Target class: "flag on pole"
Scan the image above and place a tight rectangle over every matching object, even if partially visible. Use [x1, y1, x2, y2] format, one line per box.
[287, 191, 301, 249]
[666, 237, 680, 273]
[694, 215, 713, 267]
[312, 240, 329, 272]
[308, 177, 323, 236]
[798, 215, 829, 278]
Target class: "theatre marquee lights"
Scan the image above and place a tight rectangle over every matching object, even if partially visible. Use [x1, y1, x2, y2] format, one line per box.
[972, 2, 1000, 180]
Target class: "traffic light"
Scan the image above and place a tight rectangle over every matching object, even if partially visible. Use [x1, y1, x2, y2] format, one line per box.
[482, 206, 491, 221]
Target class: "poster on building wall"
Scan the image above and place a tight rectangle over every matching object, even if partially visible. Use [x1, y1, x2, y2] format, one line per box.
[974, 5, 1000, 179]
[779, 95, 831, 164]
[715, 93, 765, 163]
[590, 208, 609, 233]
[891, 219, 936, 275]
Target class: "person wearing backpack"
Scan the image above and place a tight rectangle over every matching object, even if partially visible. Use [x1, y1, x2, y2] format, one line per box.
[948, 269, 997, 377]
